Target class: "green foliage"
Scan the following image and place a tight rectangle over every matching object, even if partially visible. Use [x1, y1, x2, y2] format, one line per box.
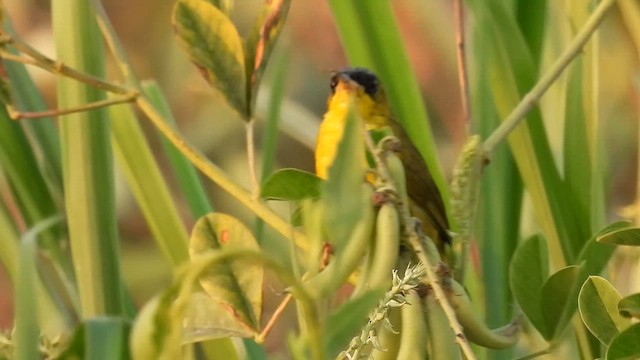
[260, 169, 322, 201]
[189, 213, 263, 333]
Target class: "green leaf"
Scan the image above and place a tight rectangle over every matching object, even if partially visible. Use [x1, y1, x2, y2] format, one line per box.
[182, 291, 255, 342]
[606, 323, 640, 360]
[130, 292, 180, 360]
[189, 213, 263, 333]
[58, 318, 131, 360]
[575, 221, 625, 277]
[203, 0, 232, 13]
[173, 0, 247, 117]
[261, 168, 322, 201]
[540, 265, 581, 340]
[142, 81, 213, 219]
[618, 293, 640, 319]
[509, 234, 549, 339]
[322, 109, 367, 250]
[109, 102, 189, 267]
[244, 0, 292, 113]
[578, 276, 631, 345]
[324, 289, 385, 358]
[597, 227, 640, 246]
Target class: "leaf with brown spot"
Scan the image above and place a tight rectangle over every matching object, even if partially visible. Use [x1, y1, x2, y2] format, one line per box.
[244, 0, 291, 114]
[172, 0, 248, 117]
[189, 213, 263, 333]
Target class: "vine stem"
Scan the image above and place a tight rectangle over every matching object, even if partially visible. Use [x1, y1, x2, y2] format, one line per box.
[363, 131, 477, 360]
[482, 0, 618, 157]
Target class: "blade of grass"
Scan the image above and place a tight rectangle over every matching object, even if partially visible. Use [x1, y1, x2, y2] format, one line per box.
[52, 0, 124, 317]
[142, 81, 213, 219]
[255, 49, 288, 244]
[109, 101, 189, 266]
[15, 216, 62, 360]
[2, 21, 63, 197]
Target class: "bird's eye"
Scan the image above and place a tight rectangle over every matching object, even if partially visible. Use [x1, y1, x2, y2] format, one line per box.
[330, 78, 338, 92]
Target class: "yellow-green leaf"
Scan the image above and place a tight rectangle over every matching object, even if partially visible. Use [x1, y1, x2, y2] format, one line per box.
[172, 0, 247, 117]
[244, 0, 291, 113]
[189, 213, 263, 333]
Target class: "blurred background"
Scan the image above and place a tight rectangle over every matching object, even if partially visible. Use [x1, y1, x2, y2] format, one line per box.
[1, 0, 639, 357]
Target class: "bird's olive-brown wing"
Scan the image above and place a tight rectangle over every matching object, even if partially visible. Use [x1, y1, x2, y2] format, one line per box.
[387, 119, 451, 245]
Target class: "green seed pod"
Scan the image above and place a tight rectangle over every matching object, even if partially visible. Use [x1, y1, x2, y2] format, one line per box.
[424, 293, 462, 360]
[306, 186, 375, 299]
[396, 290, 429, 360]
[370, 307, 402, 360]
[385, 152, 409, 208]
[366, 202, 401, 291]
[448, 279, 519, 349]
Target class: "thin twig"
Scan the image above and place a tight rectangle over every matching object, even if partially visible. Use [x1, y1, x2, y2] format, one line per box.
[256, 293, 293, 343]
[8, 93, 137, 120]
[482, 0, 618, 156]
[363, 131, 477, 360]
[453, 0, 471, 127]
[246, 120, 260, 198]
[0, 38, 130, 95]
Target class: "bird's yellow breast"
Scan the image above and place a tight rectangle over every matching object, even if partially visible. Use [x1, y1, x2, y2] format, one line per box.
[315, 82, 389, 179]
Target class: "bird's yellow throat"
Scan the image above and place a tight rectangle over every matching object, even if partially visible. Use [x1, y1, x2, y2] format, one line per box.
[315, 78, 390, 179]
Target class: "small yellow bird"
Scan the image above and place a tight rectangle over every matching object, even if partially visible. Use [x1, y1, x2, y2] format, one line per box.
[315, 67, 451, 248]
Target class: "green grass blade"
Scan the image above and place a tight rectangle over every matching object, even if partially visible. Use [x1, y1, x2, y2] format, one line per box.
[326, 0, 373, 68]
[15, 229, 39, 360]
[2, 21, 63, 196]
[52, 0, 124, 317]
[142, 81, 213, 218]
[109, 102, 189, 266]
[15, 217, 62, 360]
[472, 53, 522, 333]
[260, 50, 288, 183]
[0, 195, 19, 282]
[0, 108, 59, 246]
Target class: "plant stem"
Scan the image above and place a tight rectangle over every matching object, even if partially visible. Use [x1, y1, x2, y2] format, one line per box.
[454, 0, 471, 128]
[482, 0, 618, 156]
[9, 93, 137, 120]
[256, 293, 293, 343]
[246, 119, 260, 197]
[135, 97, 308, 250]
[0, 40, 130, 95]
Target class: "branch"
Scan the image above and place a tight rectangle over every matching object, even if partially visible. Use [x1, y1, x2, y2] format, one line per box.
[482, 0, 618, 156]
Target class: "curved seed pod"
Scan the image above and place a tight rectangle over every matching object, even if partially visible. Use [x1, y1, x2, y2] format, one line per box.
[396, 290, 429, 360]
[385, 152, 409, 207]
[306, 186, 375, 299]
[425, 293, 461, 360]
[448, 280, 520, 349]
[366, 202, 401, 290]
[370, 307, 402, 360]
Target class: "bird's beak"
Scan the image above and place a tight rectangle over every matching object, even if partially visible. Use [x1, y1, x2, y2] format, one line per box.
[336, 73, 361, 92]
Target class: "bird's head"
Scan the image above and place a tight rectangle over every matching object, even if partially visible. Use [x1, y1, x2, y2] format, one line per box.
[327, 68, 390, 129]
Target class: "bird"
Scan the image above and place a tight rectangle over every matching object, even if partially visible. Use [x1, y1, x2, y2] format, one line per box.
[314, 67, 451, 249]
